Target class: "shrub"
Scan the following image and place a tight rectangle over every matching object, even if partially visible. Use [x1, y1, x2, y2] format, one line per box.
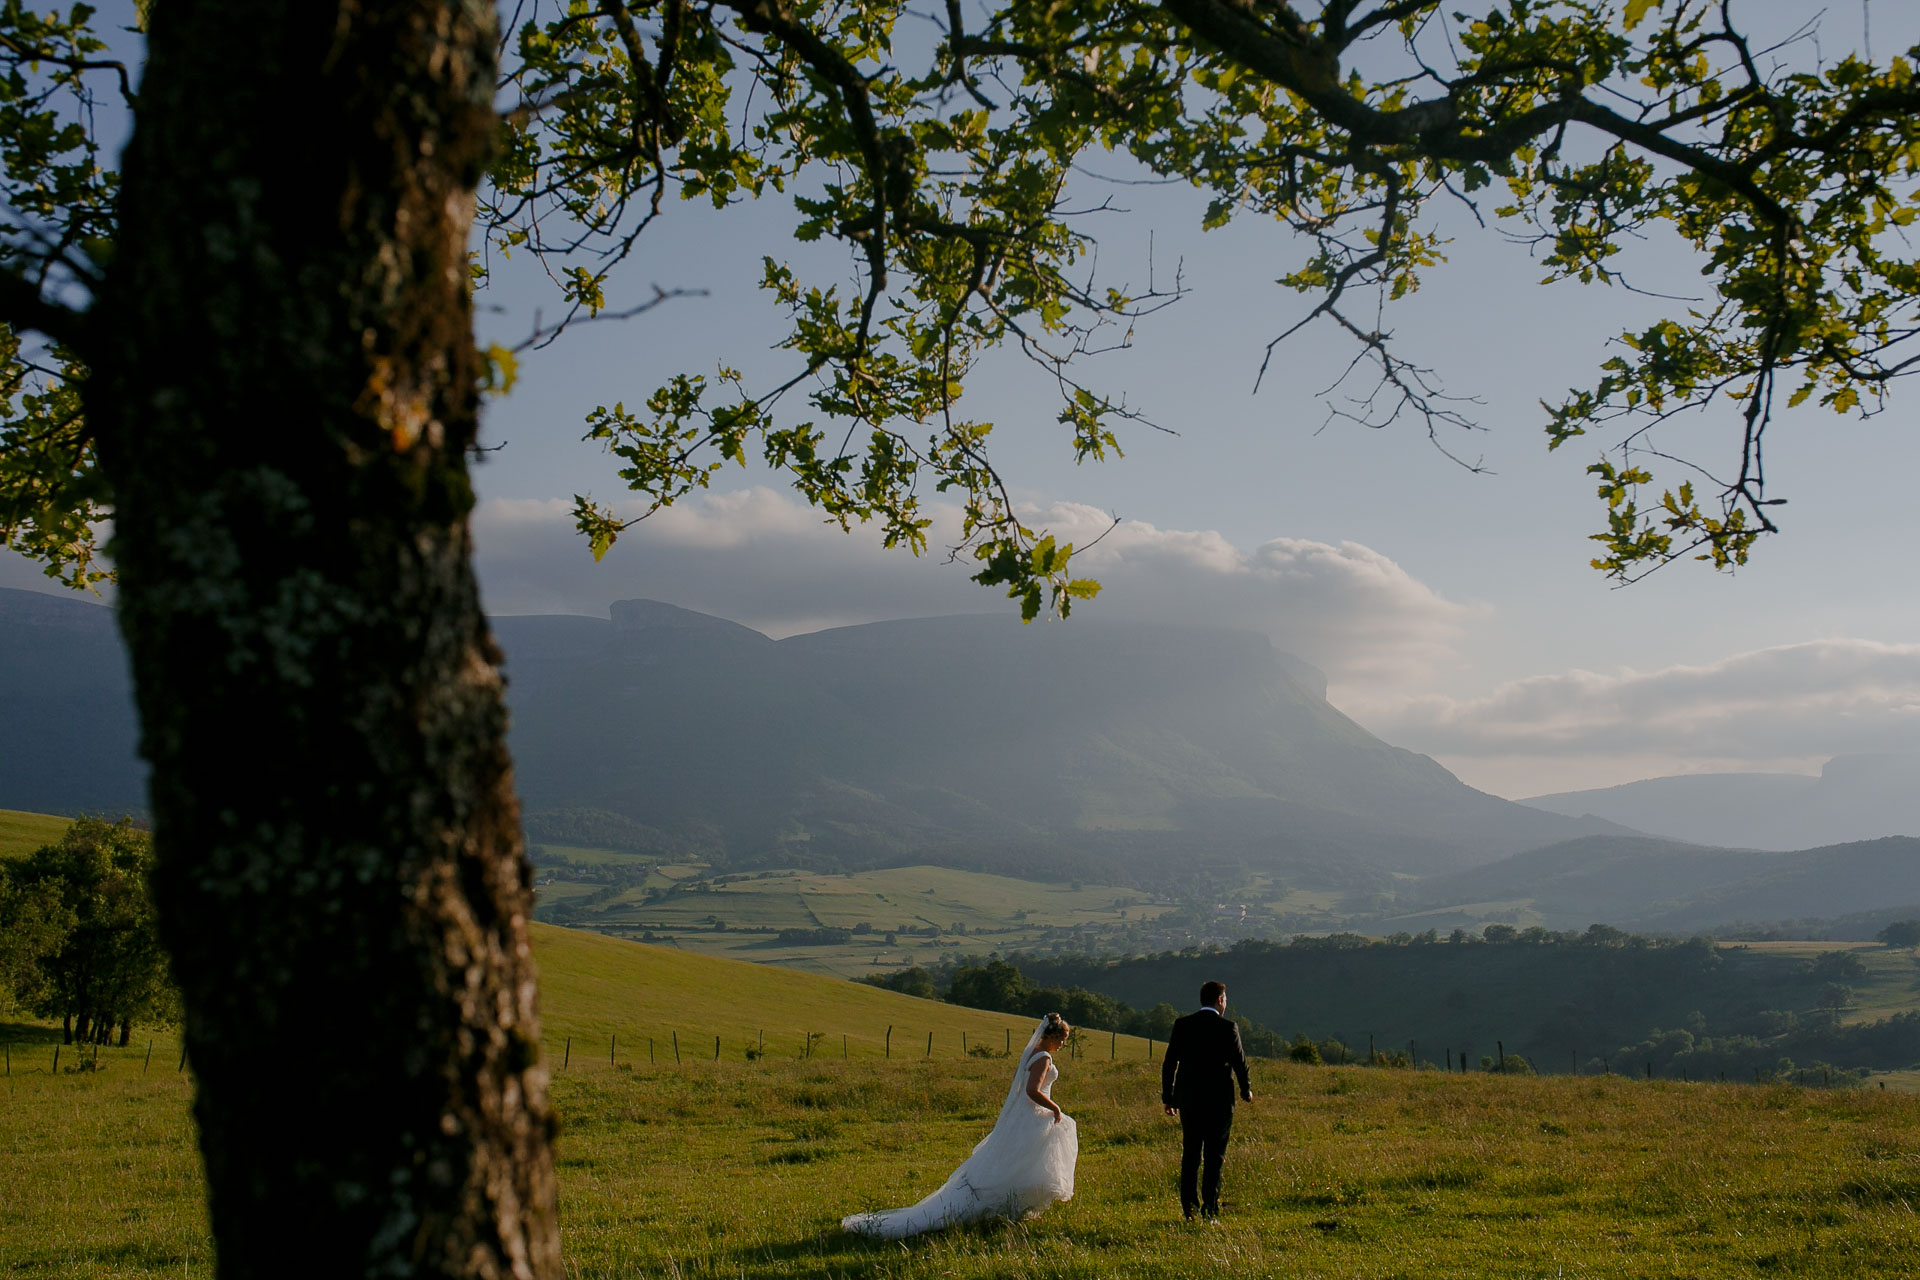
[1877, 921, 1920, 948]
[1809, 951, 1868, 982]
[1289, 1039, 1322, 1065]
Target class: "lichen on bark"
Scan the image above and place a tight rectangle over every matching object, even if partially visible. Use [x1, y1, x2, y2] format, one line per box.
[87, 3, 560, 1276]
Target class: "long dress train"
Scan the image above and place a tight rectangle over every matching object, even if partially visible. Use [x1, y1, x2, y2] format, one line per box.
[842, 1019, 1078, 1238]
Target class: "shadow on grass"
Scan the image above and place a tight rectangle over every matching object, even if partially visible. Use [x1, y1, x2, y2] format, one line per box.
[726, 1219, 1030, 1280]
[0, 1020, 63, 1048]
[14, 1237, 196, 1273]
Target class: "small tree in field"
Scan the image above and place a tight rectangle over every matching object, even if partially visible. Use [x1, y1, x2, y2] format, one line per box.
[0, 873, 69, 1017]
[1877, 921, 1920, 949]
[3, 818, 172, 1046]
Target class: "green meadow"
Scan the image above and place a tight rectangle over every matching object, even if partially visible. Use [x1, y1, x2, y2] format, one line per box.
[7, 923, 1920, 1278]
[0, 808, 73, 860]
[535, 855, 1180, 978]
[530, 923, 1147, 1063]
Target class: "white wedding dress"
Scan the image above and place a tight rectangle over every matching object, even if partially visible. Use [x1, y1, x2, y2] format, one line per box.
[842, 1018, 1078, 1238]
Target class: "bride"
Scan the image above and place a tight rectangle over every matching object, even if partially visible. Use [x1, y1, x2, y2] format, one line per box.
[842, 1013, 1079, 1238]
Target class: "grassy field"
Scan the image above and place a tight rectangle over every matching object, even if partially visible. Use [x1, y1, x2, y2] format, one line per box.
[9, 925, 1920, 1278]
[1727, 941, 1920, 1024]
[536, 856, 1185, 978]
[531, 924, 1155, 1064]
[0, 808, 70, 859]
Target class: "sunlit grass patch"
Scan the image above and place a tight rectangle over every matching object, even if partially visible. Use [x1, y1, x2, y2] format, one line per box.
[8, 933, 1920, 1278]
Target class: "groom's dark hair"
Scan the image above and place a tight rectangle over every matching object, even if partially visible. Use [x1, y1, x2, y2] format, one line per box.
[1199, 980, 1226, 1007]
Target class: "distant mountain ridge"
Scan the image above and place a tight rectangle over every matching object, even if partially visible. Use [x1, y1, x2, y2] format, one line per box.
[1389, 832, 1920, 934]
[497, 598, 1629, 877]
[10, 585, 1920, 924]
[1522, 755, 1920, 851]
[0, 587, 144, 816]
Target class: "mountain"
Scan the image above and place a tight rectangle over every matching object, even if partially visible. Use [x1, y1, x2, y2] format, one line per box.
[499, 599, 1627, 878]
[0, 588, 145, 816]
[0, 589, 1628, 879]
[1394, 831, 1920, 933]
[1522, 754, 1920, 851]
[1638, 836, 1920, 933]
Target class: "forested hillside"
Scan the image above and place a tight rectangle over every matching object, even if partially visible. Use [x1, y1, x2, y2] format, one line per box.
[1020, 932, 1920, 1079]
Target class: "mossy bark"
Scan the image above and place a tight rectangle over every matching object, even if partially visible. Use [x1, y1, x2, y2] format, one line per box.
[89, 3, 560, 1276]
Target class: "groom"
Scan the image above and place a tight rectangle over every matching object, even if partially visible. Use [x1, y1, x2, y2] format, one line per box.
[1161, 980, 1253, 1222]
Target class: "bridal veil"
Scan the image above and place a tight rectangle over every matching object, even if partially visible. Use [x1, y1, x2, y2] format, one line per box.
[841, 1016, 1078, 1238]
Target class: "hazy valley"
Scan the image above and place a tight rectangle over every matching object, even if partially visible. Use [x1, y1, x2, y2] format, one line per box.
[7, 584, 1920, 953]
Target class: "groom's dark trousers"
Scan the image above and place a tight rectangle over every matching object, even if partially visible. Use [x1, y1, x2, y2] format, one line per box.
[1161, 1009, 1252, 1218]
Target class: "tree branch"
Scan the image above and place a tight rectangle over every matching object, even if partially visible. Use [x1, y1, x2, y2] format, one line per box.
[0, 269, 89, 354]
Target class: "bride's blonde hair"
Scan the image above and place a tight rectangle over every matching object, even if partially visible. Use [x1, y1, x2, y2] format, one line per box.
[1042, 1012, 1072, 1043]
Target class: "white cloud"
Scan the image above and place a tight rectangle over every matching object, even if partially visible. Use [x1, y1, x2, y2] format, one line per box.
[1373, 638, 1920, 794]
[1031, 501, 1473, 685]
[469, 487, 1471, 685]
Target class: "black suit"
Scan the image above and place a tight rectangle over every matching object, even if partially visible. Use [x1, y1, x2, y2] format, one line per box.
[1161, 1008, 1251, 1218]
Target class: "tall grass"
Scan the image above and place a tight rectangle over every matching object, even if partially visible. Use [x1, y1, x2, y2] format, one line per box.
[7, 926, 1920, 1277]
[7, 1045, 1920, 1278]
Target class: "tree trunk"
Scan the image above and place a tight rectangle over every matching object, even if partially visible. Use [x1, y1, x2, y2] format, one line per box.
[118, 1018, 131, 1049]
[61, 1012, 71, 1045]
[89, 4, 559, 1277]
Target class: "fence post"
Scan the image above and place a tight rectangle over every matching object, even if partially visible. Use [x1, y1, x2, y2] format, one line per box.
[759, 1029, 764, 1056]
[1410, 1039, 1416, 1067]
[926, 1031, 933, 1058]
[1572, 1049, 1577, 1076]
[52, 1045, 59, 1075]
[885, 1026, 891, 1059]
[563, 1038, 570, 1070]
[843, 1035, 847, 1060]
[1369, 1033, 1375, 1063]
[144, 1039, 153, 1074]
[611, 1034, 617, 1067]
[672, 1031, 680, 1064]
[1148, 1037, 1154, 1060]
[1646, 1061, 1652, 1080]
[1005, 1028, 1010, 1055]
[962, 1032, 967, 1056]
[1497, 1041, 1505, 1070]
[714, 1036, 720, 1062]
[650, 1037, 655, 1065]
[1111, 1031, 1116, 1060]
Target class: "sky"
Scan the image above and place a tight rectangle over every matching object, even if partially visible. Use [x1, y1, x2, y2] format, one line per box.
[6, 1, 1919, 800]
